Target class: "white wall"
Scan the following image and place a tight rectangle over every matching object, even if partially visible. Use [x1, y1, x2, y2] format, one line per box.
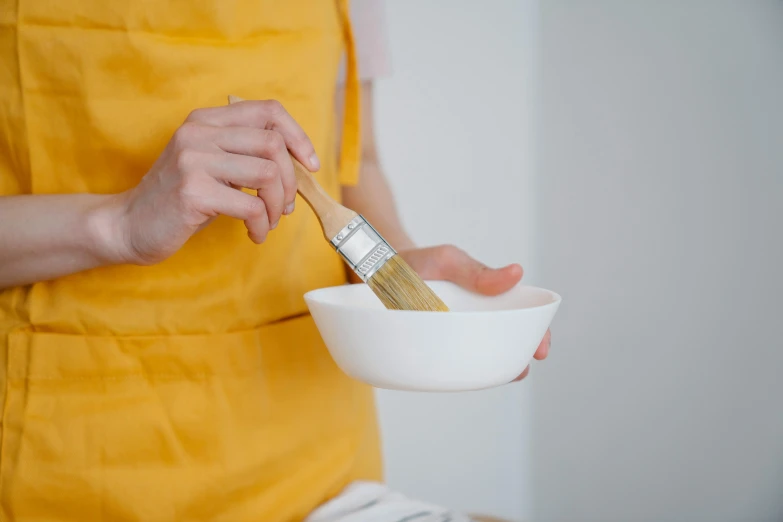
[373, 1, 539, 519]
[533, 2, 783, 522]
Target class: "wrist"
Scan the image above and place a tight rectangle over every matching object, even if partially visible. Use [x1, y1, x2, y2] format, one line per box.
[389, 232, 416, 253]
[84, 193, 133, 266]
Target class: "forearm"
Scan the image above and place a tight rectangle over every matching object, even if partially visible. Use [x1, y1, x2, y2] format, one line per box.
[0, 194, 122, 289]
[341, 158, 415, 252]
[340, 81, 415, 252]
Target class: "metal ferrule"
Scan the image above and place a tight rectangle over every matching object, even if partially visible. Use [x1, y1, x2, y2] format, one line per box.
[331, 215, 396, 282]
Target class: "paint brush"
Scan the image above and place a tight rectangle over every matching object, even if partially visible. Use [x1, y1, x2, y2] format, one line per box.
[228, 95, 448, 312]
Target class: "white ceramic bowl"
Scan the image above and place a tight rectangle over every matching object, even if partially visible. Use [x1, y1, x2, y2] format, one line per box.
[304, 281, 561, 392]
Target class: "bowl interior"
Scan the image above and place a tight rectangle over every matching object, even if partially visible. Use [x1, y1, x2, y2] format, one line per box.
[305, 280, 560, 313]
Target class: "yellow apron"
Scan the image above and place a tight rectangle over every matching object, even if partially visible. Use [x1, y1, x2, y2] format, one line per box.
[0, 1, 381, 520]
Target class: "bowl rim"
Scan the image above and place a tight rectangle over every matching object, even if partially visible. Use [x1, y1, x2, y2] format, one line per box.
[304, 281, 562, 316]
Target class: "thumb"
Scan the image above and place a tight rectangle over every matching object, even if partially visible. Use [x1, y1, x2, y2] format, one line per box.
[404, 245, 523, 296]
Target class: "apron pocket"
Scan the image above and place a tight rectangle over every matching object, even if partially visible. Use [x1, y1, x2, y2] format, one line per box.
[0, 318, 359, 522]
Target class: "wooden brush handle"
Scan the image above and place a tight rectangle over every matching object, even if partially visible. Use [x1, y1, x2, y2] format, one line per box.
[289, 157, 357, 239]
[228, 95, 357, 240]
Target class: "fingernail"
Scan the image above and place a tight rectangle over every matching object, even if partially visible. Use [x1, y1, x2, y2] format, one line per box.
[309, 153, 320, 170]
[270, 220, 279, 230]
[284, 202, 295, 215]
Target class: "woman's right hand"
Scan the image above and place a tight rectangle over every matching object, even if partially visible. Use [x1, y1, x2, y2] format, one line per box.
[104, 100, 319, 265]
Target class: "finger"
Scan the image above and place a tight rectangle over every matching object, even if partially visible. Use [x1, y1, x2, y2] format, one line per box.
[534, 329, 551, 360]
[244, 197, 271, 243]
[210, 127, 296, 215]
[513, 366, 531, 382]
[424, 245, 523, 296]
[200, 182, 270, 243]
[180, 149, 285, 228]
[472, 263, 523, 296]
[191, 100, 319, 171]
[200, 152, 285, 228]
[396, 246, 450, 280]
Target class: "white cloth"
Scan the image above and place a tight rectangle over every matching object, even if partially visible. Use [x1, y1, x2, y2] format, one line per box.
[351, 0, 393, 80]
[339, 0, 392, 84]
[305, 481, 477, 522]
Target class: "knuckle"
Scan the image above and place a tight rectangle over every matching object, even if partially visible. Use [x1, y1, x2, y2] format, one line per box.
[246, 198, 266, 219]
[174, 147, 199, 173]
[257, 161, 278, 183]
[185, 108, 206, 123]
[266, 130, 285, 151]
[261, 99, 285, 117]
[172, 122, 201, 147]
[437, 244, 461, 264]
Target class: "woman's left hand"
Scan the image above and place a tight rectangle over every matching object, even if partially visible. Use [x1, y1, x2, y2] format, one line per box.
[397, 245, 551, 382]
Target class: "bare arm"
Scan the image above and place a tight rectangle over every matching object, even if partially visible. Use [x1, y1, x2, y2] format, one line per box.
[341, 81, 415, 251]
[0, 100, 319, 290]
[0, 194, 123, 288]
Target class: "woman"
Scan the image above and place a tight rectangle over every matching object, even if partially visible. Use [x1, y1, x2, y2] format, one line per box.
[0, 0, 550, 519]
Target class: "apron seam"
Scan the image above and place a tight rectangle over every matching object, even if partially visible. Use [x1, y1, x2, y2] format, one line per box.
[0, 335, 14, 522]
[13, 0, 33, 193]
[0, 382, 6, 521]
[19, 19, 309, 43]
[19, 311, 312, 339]
[6, 372, 217, 383]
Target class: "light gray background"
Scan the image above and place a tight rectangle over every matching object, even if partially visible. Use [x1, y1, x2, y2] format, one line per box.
[374, 0, 538, 520]
[373, 1, 783, 521]
[533, 1, 783, 521]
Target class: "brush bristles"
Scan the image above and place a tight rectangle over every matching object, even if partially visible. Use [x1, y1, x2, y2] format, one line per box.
[366, 255, 449, 311]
